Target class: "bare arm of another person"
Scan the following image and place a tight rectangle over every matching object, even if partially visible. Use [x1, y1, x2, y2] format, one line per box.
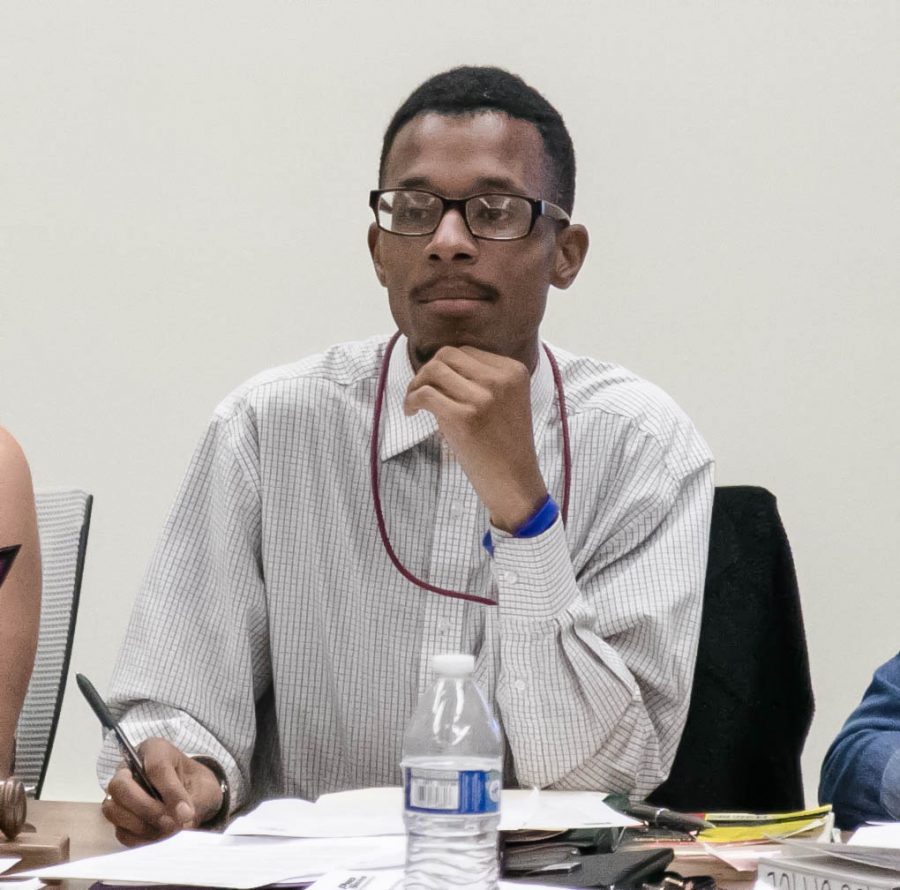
[0, 427, 42, 778]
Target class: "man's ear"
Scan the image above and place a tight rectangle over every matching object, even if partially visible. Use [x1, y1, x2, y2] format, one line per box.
[550, 224, 589, 290]
[368, 223, 387, 287]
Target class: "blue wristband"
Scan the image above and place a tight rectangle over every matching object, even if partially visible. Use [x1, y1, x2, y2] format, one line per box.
[482, 495, 559, 556]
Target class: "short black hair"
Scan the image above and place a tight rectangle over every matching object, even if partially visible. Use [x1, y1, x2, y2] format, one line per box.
[379, 66, 576, 215]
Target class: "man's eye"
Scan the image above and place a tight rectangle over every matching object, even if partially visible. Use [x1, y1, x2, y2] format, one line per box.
[473, 206, 511, 223]
[396, 206, 430, 222]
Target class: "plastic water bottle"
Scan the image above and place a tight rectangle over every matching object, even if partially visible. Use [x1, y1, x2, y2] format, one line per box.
[401, 653, 502, 890]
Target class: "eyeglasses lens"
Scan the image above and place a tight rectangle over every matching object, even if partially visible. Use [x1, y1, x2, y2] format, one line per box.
[378, 191, 440, 235]
[466, 194, 531, 239]
[377, 190, 532, 240]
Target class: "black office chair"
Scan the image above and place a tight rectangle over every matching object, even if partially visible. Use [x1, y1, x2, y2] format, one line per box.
[648, 485, 813, 812]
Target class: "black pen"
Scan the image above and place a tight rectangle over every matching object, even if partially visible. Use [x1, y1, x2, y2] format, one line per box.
[624, 802, 714, 832]
[76, 672, 163, 802]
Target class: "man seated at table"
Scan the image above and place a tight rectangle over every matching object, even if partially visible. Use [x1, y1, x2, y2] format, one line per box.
[98, 65, 715, 846]
[820, 651, 900, 828]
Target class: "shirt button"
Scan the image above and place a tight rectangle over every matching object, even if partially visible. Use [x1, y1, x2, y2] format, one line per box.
[514, 679, 527, 692]
[501, 570, 518, 585]
[450, 501, 463, 517]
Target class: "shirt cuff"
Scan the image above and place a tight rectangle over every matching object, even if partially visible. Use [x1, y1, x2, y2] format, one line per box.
[482, 495, 558, 557]
[96, 702, 246, 810]
[489, 515, 581, 621]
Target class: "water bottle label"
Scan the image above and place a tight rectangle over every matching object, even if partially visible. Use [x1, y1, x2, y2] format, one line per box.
[404, 767, 501, 815]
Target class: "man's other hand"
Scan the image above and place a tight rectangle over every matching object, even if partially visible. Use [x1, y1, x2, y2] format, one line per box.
[404, 345, 548, 532]
[101, 738, 223, 847]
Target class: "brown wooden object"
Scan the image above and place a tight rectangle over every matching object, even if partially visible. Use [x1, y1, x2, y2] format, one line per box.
[0, 777, 70, 870]
[0, 776, 26, 839]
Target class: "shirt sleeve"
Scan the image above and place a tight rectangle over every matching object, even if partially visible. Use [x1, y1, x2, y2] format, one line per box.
[96, 400, 270, 811]
[819, 653, 900, 829]
[489, 427, 714, 799]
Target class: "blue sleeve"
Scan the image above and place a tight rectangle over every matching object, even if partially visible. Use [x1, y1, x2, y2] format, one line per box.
[819, 652, 900, 829]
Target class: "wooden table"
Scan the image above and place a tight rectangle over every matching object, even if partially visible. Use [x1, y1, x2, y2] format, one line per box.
[4, 799, 120, 888]
[10, 800, 759, 890]
[26, 799, 119, 861]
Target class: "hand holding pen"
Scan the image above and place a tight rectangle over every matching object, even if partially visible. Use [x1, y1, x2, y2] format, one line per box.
[76, 673, 162, 801]
[76, 674, 223, 846]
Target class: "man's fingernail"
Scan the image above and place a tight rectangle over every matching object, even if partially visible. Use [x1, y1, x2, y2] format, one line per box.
[158, 815, 177, 833]
[175, 801, 194, 824]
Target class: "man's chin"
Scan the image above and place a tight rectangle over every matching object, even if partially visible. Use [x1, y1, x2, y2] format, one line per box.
[408, 334, 486, 370]
[411, 344, 438, 368]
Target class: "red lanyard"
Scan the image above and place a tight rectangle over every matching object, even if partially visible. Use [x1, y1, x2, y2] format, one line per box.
[369, 331, 571, 606]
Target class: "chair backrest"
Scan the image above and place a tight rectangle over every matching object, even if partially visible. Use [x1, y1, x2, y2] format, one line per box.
[15, 490, 93, 797]
[648, 485, 814, 811]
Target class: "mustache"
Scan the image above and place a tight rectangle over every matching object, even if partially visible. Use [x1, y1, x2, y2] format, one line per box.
[410, 276, 499, 302]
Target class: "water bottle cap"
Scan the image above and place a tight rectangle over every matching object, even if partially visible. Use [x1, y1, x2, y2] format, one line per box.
[431, 653, 475, 676]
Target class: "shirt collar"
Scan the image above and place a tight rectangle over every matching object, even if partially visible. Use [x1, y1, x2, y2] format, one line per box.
[378, 334, 556, 462]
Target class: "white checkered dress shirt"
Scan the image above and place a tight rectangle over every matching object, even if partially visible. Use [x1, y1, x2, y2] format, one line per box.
[98, 334, 714, 810]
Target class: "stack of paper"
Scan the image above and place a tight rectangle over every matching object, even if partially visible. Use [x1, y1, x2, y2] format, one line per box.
[20, 788, 636, 888]
[0, 856, 43, 890]
[305, 869, 575, 889]
[698, 805, 833, 844]
[20, 832, 405, 888]
[226, 787, 637, 839]
[757, 837, 900, 890]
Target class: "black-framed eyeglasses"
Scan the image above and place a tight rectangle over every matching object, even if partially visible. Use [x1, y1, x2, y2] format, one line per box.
[369, 188, 571, 241]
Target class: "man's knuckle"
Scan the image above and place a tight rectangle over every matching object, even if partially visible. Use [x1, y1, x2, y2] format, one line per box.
[460, 403, 480, 423]
[485, 377, 504, 398]
[141, 737, 165, 758]
[501, 363, 527, 387]
[146, 752, 170, 774]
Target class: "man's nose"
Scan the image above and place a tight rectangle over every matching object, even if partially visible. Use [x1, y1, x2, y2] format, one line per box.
[425, 208, 478, 263]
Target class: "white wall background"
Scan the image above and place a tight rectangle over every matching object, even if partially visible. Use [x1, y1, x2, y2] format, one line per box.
[1, 1, 898, 805]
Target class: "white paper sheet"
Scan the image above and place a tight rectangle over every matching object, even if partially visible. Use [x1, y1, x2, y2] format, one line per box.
[501, 788, 639, 830]
[703, 842, 785, 871]
[0, 880, 44, 890]
[306, 869, 569, 890]
[0, 858, 22, 875]
[774, 837, 900, 871]
[20, 830, 406, 889]
[229, 790, 404, 838]
[850, 823, 900, 849]
[304, 868, 404, 889]
[226, 787, 638, 838]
